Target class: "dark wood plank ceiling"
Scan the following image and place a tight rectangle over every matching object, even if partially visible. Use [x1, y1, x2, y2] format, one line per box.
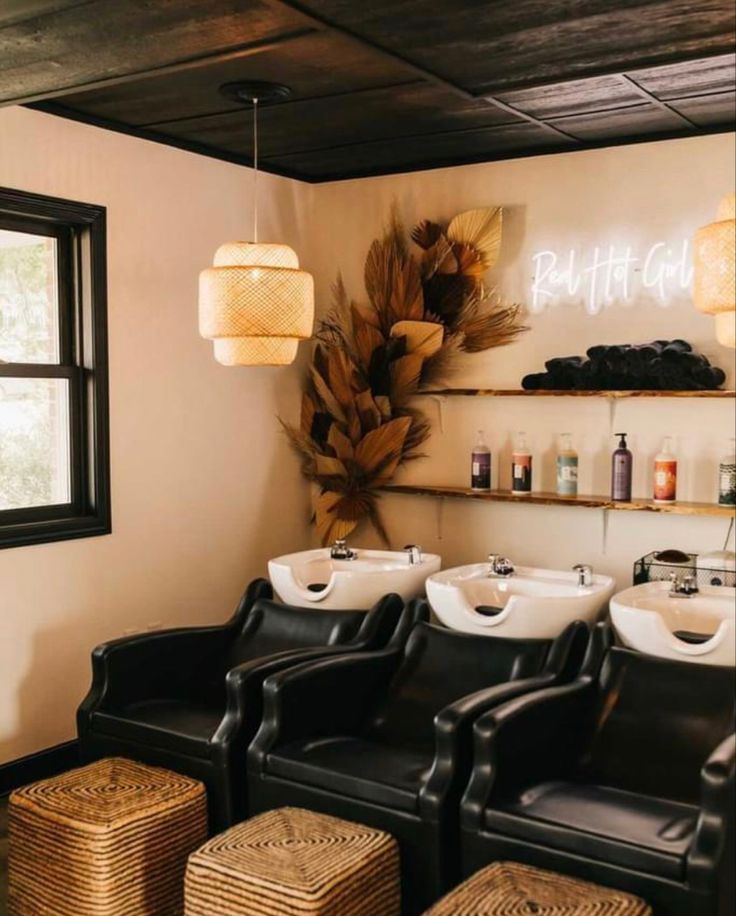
[2, 0, 734, 182]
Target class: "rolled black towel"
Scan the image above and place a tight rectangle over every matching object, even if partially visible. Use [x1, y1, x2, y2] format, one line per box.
[694, 366, 726, 389]
[544, 356, 585, 372]
[586, 345, 608, 360]
[522, 373, 545, 390]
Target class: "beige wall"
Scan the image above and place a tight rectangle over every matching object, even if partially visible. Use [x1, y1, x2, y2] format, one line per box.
[0, 107, 734, 763]
[306, 133, 736, 584]
[0, 107, 313, 762]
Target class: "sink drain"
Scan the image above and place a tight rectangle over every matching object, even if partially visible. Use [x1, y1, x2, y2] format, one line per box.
[307, 583, 328, 593]
[475, 605, 504, 617]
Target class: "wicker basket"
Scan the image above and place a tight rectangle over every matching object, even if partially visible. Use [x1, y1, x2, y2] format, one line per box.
[9, 757, 207, 915]
[185, 807, 400, 915]
[425, 862, 652, 915]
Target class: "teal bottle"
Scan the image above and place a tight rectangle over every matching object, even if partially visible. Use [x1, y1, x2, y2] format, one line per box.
[556, 433, 578, 497]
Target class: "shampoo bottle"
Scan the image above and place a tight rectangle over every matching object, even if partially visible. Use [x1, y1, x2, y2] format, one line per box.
[719, 438, 736, 506]
[512, 432, 532, 495]
[471, 430, 491, 491]
[653, 436, 677, 503]
[611, 432, 633, 501]
[556, 433, 579, 497]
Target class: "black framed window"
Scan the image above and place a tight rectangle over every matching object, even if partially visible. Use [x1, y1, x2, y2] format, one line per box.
[0, 187, 110, 549]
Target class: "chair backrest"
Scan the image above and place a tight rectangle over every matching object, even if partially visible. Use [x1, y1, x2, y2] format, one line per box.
[224, 599, 366, 670]
[223, 591, 408, 669]
[579, 647, 736, 803]
[365, 622, 553, 751]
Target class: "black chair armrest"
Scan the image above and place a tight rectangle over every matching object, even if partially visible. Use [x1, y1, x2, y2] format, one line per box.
[248, 649, 400, 771]
[212, 644, 388, 753]
[78, 624, 233, 722]
[420, 671, 558, 821]
[688, 733, 736, 889]
[461, 678, 595, 830]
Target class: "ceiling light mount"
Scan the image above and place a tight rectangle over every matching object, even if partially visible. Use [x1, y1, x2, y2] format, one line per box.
[219, 81, 292, 105]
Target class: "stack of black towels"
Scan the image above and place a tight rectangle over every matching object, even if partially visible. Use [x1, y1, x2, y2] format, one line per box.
[522, 340, 726, 391]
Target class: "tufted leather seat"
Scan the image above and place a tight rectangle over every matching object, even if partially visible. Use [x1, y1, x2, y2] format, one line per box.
[461, 625, 735, 916]
[248, 614, 589, 914]
[78, 579, 422, 831]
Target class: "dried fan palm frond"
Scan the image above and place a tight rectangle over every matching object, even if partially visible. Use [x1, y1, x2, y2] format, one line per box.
[411, 219, 443, 250]
[451, 242, 486, 278]
[447, 207, 503, 269]
[300, 392, 317, 438]
[460, 302, 528, 353]
[326, 348, 360, 410]
[314, 490, 357, 544]
[310, 364, 347, 422]
[355, 389, 383, 434]
[419, 331, 466, 388]
[389, 259, 424, 324]
[390, 320, 444, 359]
[353, 318, 385, 374]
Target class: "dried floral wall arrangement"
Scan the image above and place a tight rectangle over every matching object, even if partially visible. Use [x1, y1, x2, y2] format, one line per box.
[282, 207, 527, 544]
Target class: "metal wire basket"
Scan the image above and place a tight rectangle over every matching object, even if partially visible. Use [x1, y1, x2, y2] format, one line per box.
[634, 551, 735, 588]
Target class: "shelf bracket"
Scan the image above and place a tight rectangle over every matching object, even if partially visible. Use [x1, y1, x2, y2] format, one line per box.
[430, 395, 447, 433]
[601, 508, 610, 555]
[436, 496, 445, 541]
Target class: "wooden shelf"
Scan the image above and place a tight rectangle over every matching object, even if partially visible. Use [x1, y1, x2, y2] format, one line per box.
[380, 484, 736, 518]
[418, 389, 736, 399]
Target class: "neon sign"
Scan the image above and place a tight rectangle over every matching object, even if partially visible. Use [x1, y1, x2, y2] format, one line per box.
[530, 239, 693, 315]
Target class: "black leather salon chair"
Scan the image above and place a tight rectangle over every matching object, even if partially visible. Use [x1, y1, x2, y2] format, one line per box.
[78, 578, 422, 831]
[247, 613, 589, 913]
[461, 625, 735, 916]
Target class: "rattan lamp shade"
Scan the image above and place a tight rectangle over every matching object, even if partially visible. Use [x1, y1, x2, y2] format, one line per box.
[694, 193, 735, 348]
[199, 241, 314, 366]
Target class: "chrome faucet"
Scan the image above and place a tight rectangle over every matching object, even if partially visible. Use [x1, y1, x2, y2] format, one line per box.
[330, 538, 356, 561]
[404, 544, 423, 566]
[488, 554, 515, 577]
[573, 564, 593, 587]
[669, 572, 699, 598]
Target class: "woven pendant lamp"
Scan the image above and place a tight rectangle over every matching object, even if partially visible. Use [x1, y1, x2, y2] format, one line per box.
[198, 83, 314, 366]
[693, 193, 735, 348]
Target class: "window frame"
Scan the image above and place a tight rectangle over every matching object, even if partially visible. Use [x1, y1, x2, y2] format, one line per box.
[0, 186, 110, 549]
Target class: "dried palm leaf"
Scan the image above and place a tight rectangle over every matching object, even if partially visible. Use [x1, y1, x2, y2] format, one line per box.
[315, 455, 348, 478]
[344, 402, 363, 445]
[390, 353, 424, 405]
[300, 392, 317, 438]
[327, 424, 354, 462]
[411, 220, 443, 250]
[461, 302, 528, 353]
[447, 207, 503, 269]
[374, 395, 392, 420]
[326, 347, 360, 409]
[452, 242, 486, 278]
[419, 331, 466, 388]
[389, 259, 424, 324]
[390, 320, 444, 359]
[354, 416, 412, 475]
[310, 365, 346, 422]
[355, 389, 383, 434]
[354, 317, 385, 373]
[314, 490, 357, 544]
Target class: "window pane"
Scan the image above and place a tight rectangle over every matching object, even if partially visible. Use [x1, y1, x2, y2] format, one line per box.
[0, 229, 60, 363]
[0, 378, 70, 510]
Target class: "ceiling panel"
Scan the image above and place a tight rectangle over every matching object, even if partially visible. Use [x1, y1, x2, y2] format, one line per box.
[289, 0, 736, 94]
[496, 75, 642, 119]
[632, 53, 736, 99]
[146, 83, 523, 159]
[3, 0, 734, 181]
[265, 122, 574, 181]
[58, 31, 416, 127]
[0, 0, 310, 104]
[547, 103, 691, 141]
[668, 92, 736, 128]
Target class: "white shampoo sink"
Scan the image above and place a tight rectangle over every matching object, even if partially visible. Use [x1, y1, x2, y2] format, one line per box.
[426, 564, 615, 638]
[268, 547, 442, 609]
[610, 581, 736, 666]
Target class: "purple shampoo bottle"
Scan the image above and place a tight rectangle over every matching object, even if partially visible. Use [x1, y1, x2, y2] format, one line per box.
[611, 432, 633, 501]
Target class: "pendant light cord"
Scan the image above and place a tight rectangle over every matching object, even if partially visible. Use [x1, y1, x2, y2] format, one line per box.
[252, 97, 259, 244]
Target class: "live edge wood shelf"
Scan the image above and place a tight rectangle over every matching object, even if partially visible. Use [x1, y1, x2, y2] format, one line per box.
[418, 389, 736, 398]
[379, 485, 736, 518]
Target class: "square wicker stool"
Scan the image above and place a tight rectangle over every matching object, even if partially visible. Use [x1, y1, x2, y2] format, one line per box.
[424, 862, 652, 915]
[9, 757, 207, 916]
[185, 807, 400, 916]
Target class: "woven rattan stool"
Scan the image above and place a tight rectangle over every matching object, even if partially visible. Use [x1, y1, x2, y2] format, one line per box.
[424, 862, 652, 915]
[9, 757, 207, 916]
[185, 806, 400, 915]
